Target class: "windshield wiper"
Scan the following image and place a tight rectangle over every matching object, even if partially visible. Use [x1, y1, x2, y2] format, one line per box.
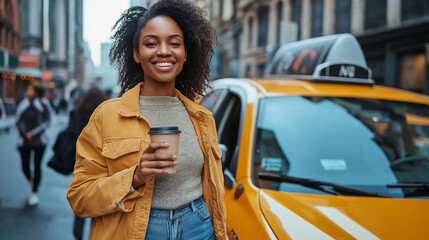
[386, 183, 429, 197]
[258, 172, 389, 197]
[387, 183, 429, 190]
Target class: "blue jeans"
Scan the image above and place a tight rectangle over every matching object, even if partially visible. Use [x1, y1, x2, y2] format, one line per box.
[145, 197, 215, 240]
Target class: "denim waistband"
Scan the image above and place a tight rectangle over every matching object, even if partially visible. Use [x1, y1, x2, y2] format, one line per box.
[150, 196, 205, 220]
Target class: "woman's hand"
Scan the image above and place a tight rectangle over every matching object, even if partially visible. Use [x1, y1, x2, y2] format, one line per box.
[25, 132, 33, 141]
[132, 142, 177, 189]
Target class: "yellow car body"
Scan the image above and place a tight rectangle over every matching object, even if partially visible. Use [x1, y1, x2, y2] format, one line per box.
[203, 34, 429, 239]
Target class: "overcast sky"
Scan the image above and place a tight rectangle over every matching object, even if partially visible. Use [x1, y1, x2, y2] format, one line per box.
[84, 0, 130, 66]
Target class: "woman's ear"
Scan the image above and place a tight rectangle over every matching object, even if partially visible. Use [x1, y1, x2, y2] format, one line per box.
[133, 49, 141, 63]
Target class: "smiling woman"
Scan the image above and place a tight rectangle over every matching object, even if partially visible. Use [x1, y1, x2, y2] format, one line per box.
[67, 1, 226, 240]
[133, 15, 187, 95]
[109, 0, 217, 100]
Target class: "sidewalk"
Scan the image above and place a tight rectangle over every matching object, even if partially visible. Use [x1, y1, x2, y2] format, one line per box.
[0, 116, 15, 134]
[0, 114, 91, 240]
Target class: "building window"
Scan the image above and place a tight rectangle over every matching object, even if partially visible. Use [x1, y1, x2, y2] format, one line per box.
[365, 0, 387, 30]
[311, 0, 323, 37]
[401, 0, 429, 22]
[257, 63, 266, 77]
[399, 53, 426, 93]
[277, 1, 283, 46]
[258, 5, 269, 47]
[335, 0, 351, 33]
[291, 0, 302, 40]
[248, 17, 253, 48]
[245, 64, 252, 78]
[234, 31, 240, 58]
[367, 58, 385, 85]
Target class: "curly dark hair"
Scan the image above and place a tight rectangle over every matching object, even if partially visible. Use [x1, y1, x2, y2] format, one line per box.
[109, 6, 147, 96]
[109, 0, 217, 100]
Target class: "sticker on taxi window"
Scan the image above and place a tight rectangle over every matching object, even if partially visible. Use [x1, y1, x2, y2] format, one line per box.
[261, 158, 282, 171]
[320, 159, 347, 170]
[227, 227, 239, 240]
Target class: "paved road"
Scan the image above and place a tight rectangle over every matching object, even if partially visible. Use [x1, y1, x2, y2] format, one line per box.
[0, 114, 90, 240]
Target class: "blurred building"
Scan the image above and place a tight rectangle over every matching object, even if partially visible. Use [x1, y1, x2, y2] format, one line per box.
[0, 0, 20, 105]
[210, 0, 429, 94]
[82, 41, 95, 85]
[136, 0, 206, 9]
[16, 0, 94, 104]
[130, 0, 150, 8]
[96, 42, 118, 96]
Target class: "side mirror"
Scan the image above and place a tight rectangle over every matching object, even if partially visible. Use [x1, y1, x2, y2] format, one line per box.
[219, 144, 236, 189]
[219, 143, 228, 170]
[224, 168, 236, 189]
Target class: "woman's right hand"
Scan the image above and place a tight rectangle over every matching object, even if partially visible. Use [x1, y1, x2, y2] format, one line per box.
[132, 142, 177, 189]
[25, 132, 33, 141]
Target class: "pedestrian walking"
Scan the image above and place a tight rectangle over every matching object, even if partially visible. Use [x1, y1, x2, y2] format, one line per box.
[16, 84, 51, 206]
[67, 1, 227, 239]
[68, 87, 108, 240]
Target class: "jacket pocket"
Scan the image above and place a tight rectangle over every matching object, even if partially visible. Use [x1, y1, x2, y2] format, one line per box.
[101, 137, 141, 160]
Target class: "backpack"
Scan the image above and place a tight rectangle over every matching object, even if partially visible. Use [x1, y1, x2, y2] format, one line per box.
[47, 127, 78, 175]
[47, 110, 88, 175]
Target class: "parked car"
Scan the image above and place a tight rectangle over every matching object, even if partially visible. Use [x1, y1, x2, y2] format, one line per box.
[202, 34, 429, 239]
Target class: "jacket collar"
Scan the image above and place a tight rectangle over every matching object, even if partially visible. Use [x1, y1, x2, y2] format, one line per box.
[118, 82, 212, 118]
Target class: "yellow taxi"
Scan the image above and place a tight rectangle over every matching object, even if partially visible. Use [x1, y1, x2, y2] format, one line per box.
[201, 34, 429, 239]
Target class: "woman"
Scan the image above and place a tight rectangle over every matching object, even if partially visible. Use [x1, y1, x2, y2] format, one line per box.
[16, 84, 50, 206]
[67, 1, 226, 239]
[68, 87, 108, 240]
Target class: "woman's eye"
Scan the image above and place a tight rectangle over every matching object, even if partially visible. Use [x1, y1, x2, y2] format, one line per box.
[145, 42, 157, 47]
[170, 42, 180, 47]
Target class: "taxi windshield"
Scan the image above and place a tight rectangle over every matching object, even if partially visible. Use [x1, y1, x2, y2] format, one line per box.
[253, 96, 429, 198]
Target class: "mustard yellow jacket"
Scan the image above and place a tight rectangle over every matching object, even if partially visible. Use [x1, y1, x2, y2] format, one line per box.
[67, 83, 227, 239]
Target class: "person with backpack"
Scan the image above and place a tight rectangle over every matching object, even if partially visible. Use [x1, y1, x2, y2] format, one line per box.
[70, 87, 108, 240]
[16, 84, 51, 206]
[49, 86, 107, 240]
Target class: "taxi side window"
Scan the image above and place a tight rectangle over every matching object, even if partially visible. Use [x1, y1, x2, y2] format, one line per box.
[202, 90, 243, 177]
[218, 94, 241, 176]
[201, 90, 225, 113]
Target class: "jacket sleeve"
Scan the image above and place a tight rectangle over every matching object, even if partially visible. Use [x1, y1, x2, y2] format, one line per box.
[66, 108, 145, 218]
[15, 101, 27, 137]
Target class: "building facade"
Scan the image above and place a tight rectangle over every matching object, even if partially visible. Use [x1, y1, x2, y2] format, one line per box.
[16, 0, 93, 104]
[0, 0, 20, 104]
[210, 0, 429, 94]
[96, 41, 118, 96]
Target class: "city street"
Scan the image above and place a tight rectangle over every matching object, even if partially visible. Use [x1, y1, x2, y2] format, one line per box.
[0, 114, 90, 240]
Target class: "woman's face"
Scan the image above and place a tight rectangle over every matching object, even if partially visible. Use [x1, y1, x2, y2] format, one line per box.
[134, 15, 187, 85]
[26, 85, 35, 99]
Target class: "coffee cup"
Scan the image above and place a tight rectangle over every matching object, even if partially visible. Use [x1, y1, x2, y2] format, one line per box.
[148, 127, 181, 174]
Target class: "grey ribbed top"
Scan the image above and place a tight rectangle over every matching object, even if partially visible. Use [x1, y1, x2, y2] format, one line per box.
[139, 95, 204, 209]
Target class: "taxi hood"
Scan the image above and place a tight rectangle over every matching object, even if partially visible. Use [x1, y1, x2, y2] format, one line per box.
[259, 189, 429, 239]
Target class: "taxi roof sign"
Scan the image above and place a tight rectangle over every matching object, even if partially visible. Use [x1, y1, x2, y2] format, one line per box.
[266, 33, 374, 85]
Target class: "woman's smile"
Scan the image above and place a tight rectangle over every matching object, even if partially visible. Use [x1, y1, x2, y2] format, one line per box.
[152, 60, 176, 71]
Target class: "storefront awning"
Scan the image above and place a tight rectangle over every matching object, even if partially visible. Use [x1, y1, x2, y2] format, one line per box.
[14, 67, 41, 78]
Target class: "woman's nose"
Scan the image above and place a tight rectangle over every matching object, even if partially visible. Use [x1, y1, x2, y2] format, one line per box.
[157, 43, 171, 56]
